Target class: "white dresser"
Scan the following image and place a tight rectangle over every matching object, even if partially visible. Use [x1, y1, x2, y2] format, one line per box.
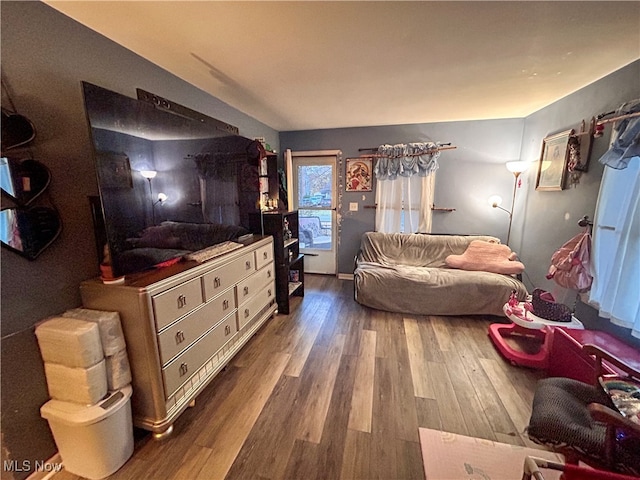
[80, 236, 276, 437]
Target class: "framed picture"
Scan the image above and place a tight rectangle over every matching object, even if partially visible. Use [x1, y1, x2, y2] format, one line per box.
[345, 157, 372, 192]
[96, 152, 132, 189]
[536, 129, 574, 191]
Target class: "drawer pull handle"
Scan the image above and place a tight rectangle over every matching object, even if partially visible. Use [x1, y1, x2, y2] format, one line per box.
[268, 288, 272, 297]
[267, 270, 272, 278]
[179, 363, 188, 377]
[244, 308, 250, 318]
[263, 251, 268, 259]
[177, 295, 187, 309]
[225, 325, 231, 336]
[245, 260, 251, 270]
[223, 299, 229, 310]
[214, 277, 221, 288]
[243, 286, 249, 296]
[175, 331, 185, 345]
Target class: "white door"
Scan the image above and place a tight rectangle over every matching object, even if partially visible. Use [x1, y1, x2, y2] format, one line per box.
[286, 150, 339, 275]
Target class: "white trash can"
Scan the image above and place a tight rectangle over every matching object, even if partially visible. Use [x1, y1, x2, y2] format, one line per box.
[40, 385, 134, 480]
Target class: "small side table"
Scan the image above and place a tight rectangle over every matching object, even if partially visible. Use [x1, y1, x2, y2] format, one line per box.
[488, 302, 584, 369]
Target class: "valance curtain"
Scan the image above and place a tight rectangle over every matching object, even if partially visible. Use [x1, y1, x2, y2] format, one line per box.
[588, 100, 640, 338]
[374, 142, 439, 233]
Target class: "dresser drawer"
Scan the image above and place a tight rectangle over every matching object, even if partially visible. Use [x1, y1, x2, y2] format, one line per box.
[202, 252, 255, 302]
[153, 277, 204, 331]
[162, 312, 238, 398]
[237, 281, 276, 330]
[255, 242, 274, 270]
[157, 287, 237, 366]
[236, 263, 274, 307]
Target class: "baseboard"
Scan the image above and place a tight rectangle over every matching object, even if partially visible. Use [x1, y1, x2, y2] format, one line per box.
[26, 453, 63, 480]
[337, 273, 354, 281]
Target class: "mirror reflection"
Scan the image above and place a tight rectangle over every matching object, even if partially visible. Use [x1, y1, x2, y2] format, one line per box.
[0, 206, 62, 260]
[0, 157, 51, 205]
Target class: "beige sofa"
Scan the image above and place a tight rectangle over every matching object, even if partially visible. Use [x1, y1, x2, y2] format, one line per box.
[354, 232, 528, 317]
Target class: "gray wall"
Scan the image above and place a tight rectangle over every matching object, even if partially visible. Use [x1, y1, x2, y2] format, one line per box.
[280, 119, 525, 273]
[281, 61, 640, 287]
[2, 1, 638, 475]
[0, 2, 278, 478]
[516, 60, 640, 301]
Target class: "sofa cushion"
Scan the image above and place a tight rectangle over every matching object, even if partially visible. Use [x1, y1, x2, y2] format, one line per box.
[445, 240, 525, 274]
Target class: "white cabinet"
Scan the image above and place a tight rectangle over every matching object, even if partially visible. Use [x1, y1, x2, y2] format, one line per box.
[79, 236, 276, 437]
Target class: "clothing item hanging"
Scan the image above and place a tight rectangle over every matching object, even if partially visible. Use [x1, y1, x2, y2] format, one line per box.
[546, 230, 593, 291]
[599, 99, 640, 169]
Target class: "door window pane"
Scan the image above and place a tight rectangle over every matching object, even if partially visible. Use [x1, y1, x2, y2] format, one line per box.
[299, 209, 332, 250]
[297, 165, 333, 208]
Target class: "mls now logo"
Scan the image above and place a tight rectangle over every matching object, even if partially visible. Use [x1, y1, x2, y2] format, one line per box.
[3, 460, 63, 473]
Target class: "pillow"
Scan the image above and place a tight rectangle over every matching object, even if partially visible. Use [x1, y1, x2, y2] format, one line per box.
[445, 240, 525, 274]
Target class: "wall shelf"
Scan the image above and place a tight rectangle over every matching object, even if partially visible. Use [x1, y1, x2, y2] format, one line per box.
[288, 281, 303, 296]
[431, 204, 456, 212]
[284, 238, 298, 249]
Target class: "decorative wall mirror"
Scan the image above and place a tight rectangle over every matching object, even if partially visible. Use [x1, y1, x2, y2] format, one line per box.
[0, 158, 62, 259]
[1, 157, 51, 205]
[1, 108, 36, 151]
[0, 206, 62, 260]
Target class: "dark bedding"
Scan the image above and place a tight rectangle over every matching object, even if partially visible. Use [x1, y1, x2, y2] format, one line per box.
[122, 221, 250, 273]
[118, 247, 191, 273]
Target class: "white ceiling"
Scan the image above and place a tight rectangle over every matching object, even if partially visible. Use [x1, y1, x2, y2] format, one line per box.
[45, 1, 640, 132]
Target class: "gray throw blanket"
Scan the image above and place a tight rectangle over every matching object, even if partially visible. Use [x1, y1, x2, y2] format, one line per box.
[354, 232, 528, 317]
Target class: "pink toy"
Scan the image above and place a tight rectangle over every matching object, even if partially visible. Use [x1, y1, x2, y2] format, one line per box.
[488, 302, 583, 369]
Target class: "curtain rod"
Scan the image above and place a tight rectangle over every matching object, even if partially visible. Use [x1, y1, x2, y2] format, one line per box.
[358, 142, 453, 153]
[357, 145, 457, 157]
[596, 111, 640, 126]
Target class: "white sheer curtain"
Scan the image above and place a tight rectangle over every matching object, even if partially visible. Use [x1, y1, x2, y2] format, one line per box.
[375, 174, 435, 233]
[588, 157, 640, 338]
[374, 143, 439, 233]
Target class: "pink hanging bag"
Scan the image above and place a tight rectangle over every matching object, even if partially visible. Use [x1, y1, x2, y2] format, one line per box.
[546, 230, 593, 291]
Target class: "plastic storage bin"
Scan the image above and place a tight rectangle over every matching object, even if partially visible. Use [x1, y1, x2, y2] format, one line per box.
[40, 385, 134, 479]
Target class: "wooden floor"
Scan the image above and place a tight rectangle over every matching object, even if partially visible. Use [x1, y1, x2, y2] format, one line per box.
[54, 274, 549, 480]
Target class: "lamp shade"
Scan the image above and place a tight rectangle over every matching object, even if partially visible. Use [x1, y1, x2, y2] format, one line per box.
[488, 195, 503, 207]
[140, 170, 157, 179]
[505, 161, 531, 174]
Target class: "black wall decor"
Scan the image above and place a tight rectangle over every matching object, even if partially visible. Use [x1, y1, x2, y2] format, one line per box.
[0, 135, 62, 259]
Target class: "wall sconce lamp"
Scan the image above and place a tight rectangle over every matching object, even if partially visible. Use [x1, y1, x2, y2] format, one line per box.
[489, 161, 531, 245]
